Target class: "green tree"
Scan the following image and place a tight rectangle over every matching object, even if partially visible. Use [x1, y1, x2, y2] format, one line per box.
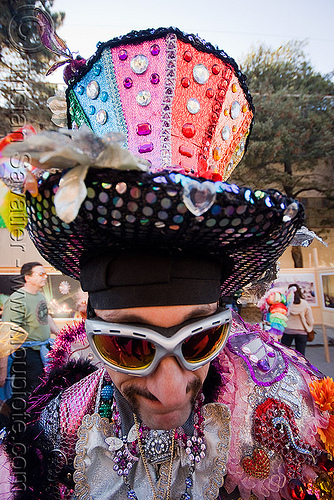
[0, 0, 65, 135]
[231, 41, 334, 265]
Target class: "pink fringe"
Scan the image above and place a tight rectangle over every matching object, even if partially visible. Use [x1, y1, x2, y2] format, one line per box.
[0, 447, 13, 499]
[46, 320, 86, 373]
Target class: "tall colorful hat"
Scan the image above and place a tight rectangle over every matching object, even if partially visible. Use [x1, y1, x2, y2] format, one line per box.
[65, 27, 254, 180]
[3, 27, 304, 296]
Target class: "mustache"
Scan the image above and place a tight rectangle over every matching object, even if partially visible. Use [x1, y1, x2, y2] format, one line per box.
[122, 378, 203, 414]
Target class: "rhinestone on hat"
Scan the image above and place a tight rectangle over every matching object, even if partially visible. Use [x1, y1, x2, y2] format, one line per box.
[96, 109, 108, 125]
[193, 64, 210, 84]
[86, 80, 100, 100]
[136, 90, 151, 107]
[230, 101, 241, 119]
[187, 98, 200, 114]
[130, 55, 149, 74]
[221, 126, 230, 141]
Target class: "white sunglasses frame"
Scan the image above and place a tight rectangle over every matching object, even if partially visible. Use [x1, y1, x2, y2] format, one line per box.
[85, 308, 231, 376]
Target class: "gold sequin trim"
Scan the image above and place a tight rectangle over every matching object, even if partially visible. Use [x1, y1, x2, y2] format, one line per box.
[203, 403, 231, 500]
[73, 413, 112, 500]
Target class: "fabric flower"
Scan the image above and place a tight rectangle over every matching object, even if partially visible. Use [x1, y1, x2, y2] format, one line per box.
[309, 377, 334, 456]
[291, 226, 328, 248]
[0, 126, 37, 196]
[310, 377, 334, 413]
[47, 89, 67, 127]
[2, 125, 150, 222]
[317, 416, 334, 456]
[3, 125, 148, 172]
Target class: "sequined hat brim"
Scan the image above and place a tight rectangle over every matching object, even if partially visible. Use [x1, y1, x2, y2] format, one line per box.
[27, 168, 304, 296]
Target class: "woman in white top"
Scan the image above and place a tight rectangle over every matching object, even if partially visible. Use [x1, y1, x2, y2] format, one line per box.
[281, 283, 314, 355]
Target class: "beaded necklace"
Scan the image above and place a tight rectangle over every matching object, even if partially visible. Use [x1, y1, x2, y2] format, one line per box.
[98, 382, 206, 499]
[134, 413, 175, 500]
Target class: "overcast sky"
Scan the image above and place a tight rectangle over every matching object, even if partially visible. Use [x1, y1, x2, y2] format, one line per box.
[48, 0, 334, 84]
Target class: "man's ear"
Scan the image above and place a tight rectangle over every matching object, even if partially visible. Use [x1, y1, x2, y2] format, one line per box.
[86, 297, 96, 319]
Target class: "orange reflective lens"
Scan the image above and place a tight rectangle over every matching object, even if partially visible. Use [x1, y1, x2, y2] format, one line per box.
[93, 334, 156, 370]
[182, 323, 229, 363]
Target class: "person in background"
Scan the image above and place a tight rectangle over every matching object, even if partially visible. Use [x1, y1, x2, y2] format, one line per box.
[1, 262, 59, 400]
[281, 283, 315, 355]
[0, 357, 7, 391]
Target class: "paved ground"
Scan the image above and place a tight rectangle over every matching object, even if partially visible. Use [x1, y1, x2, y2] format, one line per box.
[299, 324, 334, 378]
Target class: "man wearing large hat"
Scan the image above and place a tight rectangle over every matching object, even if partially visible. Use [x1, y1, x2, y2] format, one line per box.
[2, 24, 333, 500]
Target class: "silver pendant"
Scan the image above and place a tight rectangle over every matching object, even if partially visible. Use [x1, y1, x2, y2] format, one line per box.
[144, 430, 173, 465]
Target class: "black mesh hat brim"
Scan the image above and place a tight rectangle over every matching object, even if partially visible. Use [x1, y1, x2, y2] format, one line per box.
[26, 168, 304, 296]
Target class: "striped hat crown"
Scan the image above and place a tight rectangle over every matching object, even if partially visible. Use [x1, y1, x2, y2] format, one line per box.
[66, 27, 254, 181]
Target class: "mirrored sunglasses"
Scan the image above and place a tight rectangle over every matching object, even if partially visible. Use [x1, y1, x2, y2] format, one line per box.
[86, 308, 231, 376]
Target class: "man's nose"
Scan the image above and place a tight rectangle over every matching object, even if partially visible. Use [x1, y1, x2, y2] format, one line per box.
[145, 356, 190, 408]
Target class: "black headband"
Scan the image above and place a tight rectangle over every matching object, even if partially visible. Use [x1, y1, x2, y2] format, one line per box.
[80, 248, 233, 310]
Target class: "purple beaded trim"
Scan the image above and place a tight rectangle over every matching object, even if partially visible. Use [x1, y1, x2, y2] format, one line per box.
[275, 343, 324, 379]
[160, 33, 177, 170]
[102, 47, 128, 145]
[227, 314, 324, 385]
[227, 331, 289, 387]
